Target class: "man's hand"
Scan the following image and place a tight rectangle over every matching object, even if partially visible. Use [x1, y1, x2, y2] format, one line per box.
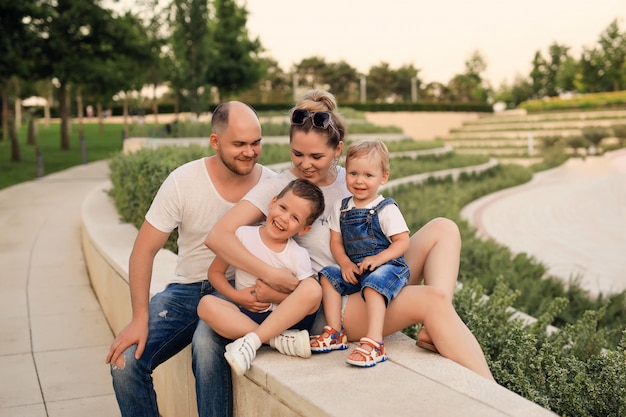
[106, 319, 148, 366]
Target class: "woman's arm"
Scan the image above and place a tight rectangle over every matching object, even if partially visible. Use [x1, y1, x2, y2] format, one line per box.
[205, 200, 299, 293]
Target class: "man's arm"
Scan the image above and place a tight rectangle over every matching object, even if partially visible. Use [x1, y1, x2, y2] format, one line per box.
[106, 221, 169, 365]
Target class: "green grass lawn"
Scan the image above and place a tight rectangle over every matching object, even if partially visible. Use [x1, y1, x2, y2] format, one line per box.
[0, 122, 125, 189]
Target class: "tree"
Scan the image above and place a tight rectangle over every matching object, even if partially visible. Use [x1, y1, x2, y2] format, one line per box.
[545, 42, 571, 96]
[597, 19, 626, 91]
[34, 0, 145, 150]
[321, 61, 359, 103]
[391, 64, 420, 102]
[577, 46, 607, 93]
[555, 55, 578, 93]
[447, 50, 490, 103]
[238, 57, 291, 104]
[169, 0, 211, 115]
[530, 51, 548, 98]
[206, 0, 262, 101]
[0, 1, 42, 143]
[293, 56, 329, 91]
[366, 62, 395, 102]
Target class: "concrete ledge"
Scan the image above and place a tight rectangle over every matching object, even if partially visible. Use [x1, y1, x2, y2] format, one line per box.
[81, 182, 556, 417]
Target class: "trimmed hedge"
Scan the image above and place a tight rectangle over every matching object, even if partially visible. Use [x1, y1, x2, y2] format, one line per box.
[520, 91, 626, 113]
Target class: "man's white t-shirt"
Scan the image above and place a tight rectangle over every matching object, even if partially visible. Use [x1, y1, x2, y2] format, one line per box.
[145, 157, 276, 284]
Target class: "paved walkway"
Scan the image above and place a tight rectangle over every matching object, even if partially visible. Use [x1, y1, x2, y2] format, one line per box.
[0, 161, 119, 417]
[462, 148, 626, 296]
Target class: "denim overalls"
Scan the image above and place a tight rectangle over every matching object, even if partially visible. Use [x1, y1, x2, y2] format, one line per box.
[320, 197, 409, 305]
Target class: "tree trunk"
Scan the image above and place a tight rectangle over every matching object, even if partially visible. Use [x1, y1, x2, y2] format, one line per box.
[152, 84, 159, 125]
[123, 92, 129, 138]
[59, 82, 70, 150]
[9, 115, 20, 162]
[76, 86, 84, 138]
[27, 114, 37, 146]
[97, 102, 103, 134]
[174, 92, 180, 120]
[1, 83, 8, 141]
[44, 83, 52, 127]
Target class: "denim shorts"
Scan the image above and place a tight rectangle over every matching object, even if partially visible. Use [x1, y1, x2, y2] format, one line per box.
[320, 260, 409, 306]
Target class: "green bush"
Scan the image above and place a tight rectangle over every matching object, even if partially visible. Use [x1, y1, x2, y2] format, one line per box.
[581, 126, 611, 148]
[108, 145, 211, 252]
[454, 279, 626, 417]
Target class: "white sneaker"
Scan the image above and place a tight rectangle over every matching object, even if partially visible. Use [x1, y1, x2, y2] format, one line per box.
[224, 335, 257, 376]
[269, 329, 311, 358]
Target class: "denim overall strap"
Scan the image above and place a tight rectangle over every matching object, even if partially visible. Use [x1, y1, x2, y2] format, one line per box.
[339, 197, 398, 264]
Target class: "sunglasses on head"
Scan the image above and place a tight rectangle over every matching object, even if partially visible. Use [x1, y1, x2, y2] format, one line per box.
[290, 109, 332, 129]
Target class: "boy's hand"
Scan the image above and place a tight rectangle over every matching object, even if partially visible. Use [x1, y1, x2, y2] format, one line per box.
[340, 261, 360, 285]
[358, 255, 381, 273]
[237, 287, 270, 312]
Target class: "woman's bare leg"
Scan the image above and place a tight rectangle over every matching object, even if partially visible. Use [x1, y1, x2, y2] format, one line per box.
[405, 217, 461, 298]
[405, 217, 462, 345]
[342, 286, 494, 381]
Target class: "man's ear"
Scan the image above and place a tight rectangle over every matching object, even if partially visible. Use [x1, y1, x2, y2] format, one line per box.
[297, 225, 312, 236]
[209, 133, 219, 150]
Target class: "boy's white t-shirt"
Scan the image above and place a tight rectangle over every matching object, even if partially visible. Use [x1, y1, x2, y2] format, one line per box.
[243, 167, 350, 274]
[328, 195, 410, 241]
[234, 225, 314, 312]
[145, 157, 276, 284]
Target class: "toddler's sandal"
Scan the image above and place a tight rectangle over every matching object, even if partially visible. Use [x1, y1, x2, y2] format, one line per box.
[346, 337, 387, 368]
[310, 325, 348, 353]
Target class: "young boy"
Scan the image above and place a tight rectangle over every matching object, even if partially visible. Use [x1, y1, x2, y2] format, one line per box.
[311, 139, 410, 367]
[198, 178, 325, 376]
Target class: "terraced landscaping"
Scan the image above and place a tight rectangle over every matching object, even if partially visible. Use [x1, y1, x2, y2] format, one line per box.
[440, 108, 626, 165]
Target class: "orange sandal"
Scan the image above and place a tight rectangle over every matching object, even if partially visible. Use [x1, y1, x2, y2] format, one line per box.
[346, 337, 387, 367]
[310, 325, 348, 353]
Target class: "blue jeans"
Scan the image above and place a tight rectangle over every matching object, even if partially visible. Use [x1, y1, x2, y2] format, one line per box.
[111, 281, 233, 417]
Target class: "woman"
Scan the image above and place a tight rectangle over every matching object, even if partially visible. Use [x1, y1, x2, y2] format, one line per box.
[205, 89, 494, 380]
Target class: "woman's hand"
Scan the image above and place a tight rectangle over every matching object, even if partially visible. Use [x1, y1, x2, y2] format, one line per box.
[254, 279, 289, 304]
[264, 267, 299, 293]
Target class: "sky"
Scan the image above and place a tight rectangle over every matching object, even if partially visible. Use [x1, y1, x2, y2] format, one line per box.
[242, 0, 626, 87]
[110, 0, 626, 88]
